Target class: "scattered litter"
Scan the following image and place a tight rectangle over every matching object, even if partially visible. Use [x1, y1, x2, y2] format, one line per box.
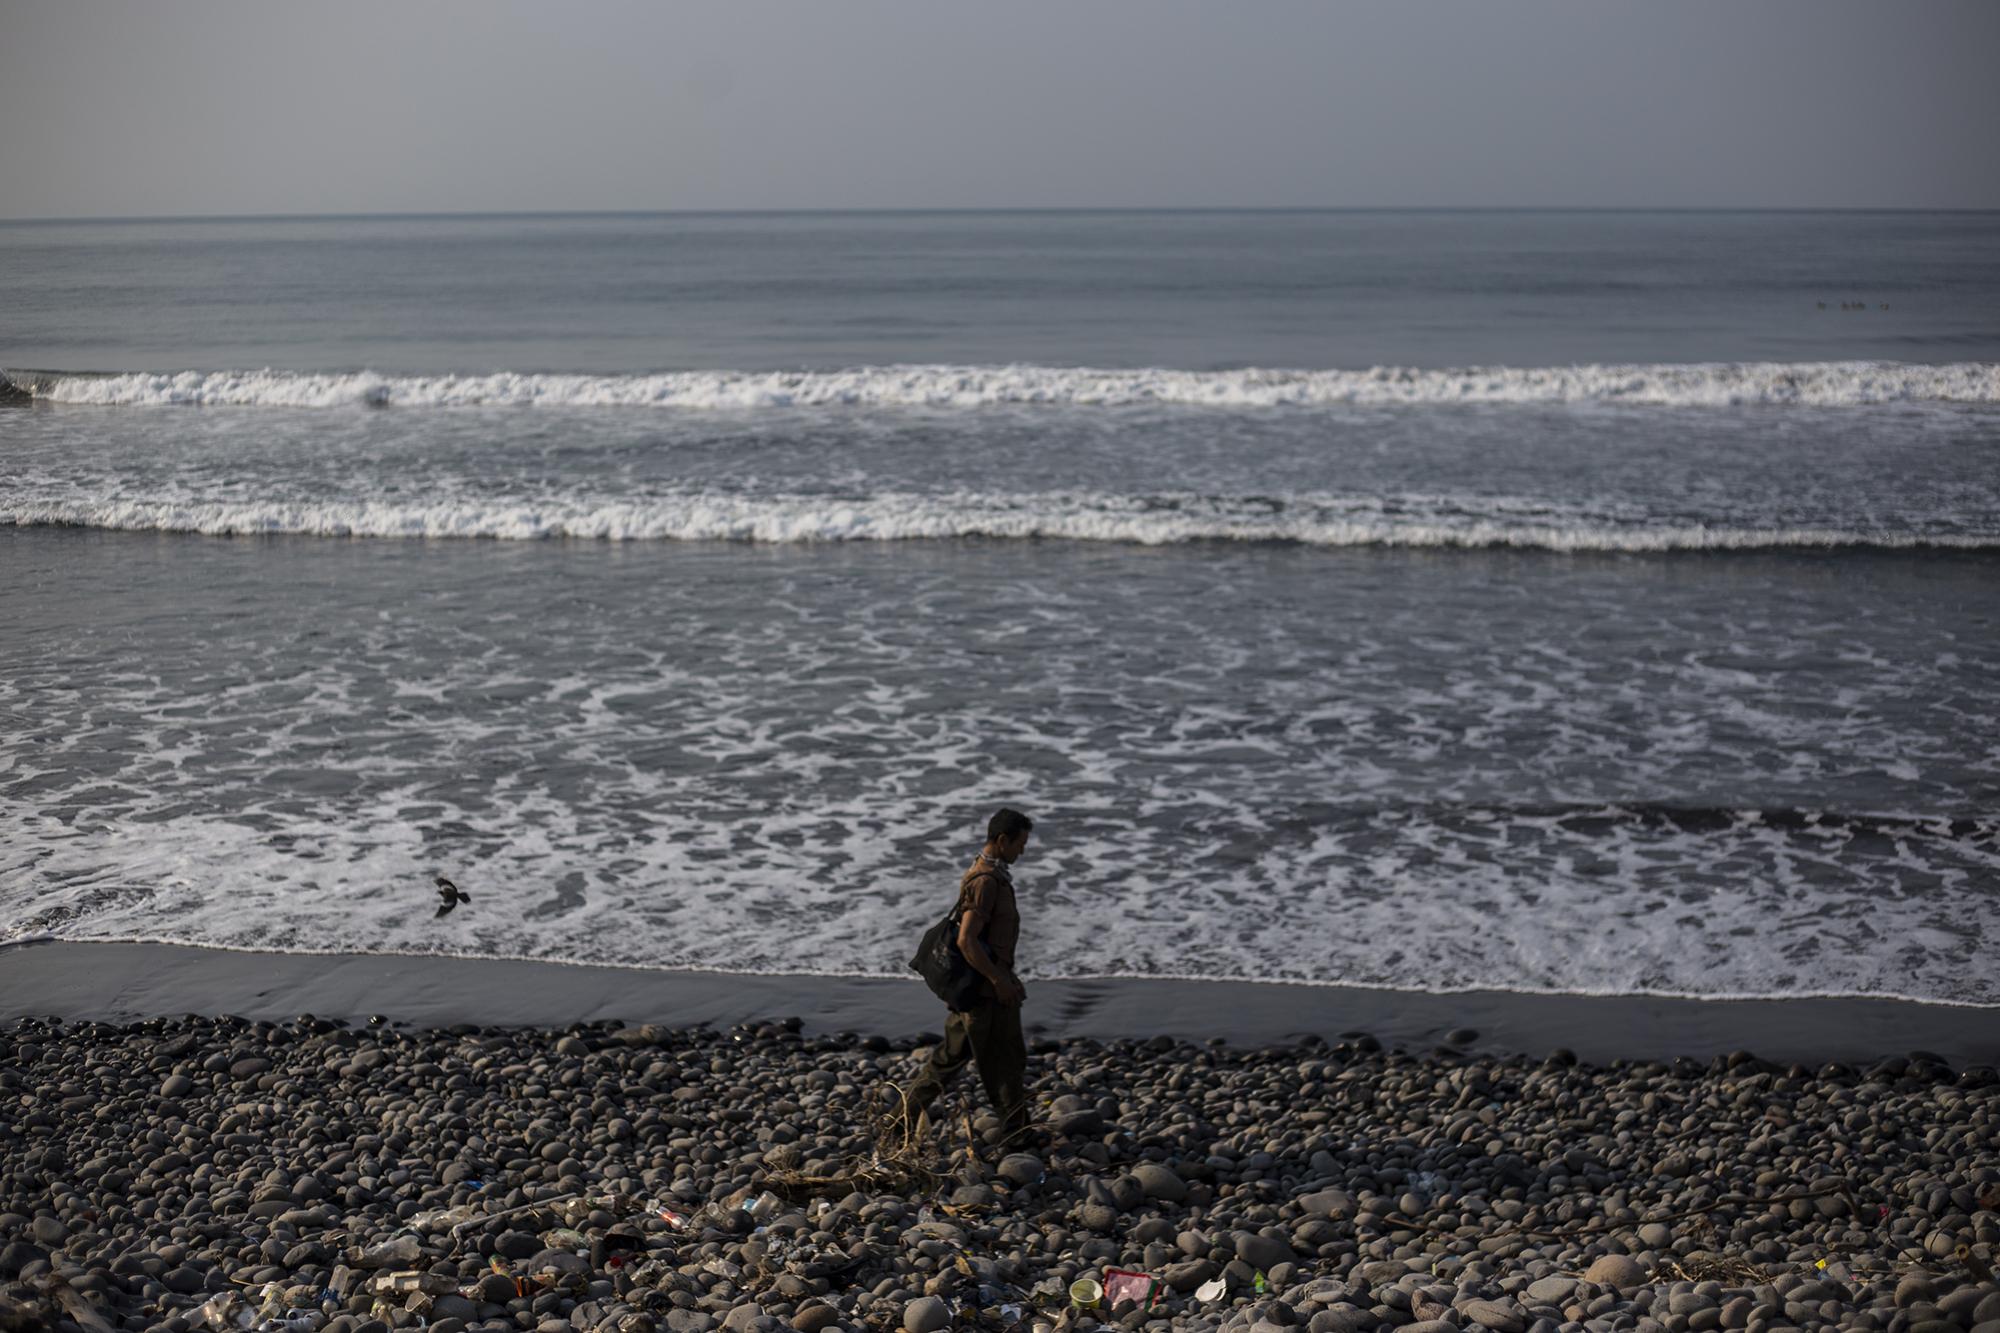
[349, 1235, 422, 1268]
[408, 1204, 479, 1233]
[370, 1271, 454, 1296]
[592, 1226, 643, 1268]
[198, 1292, 254, 1329]
[1068, 1276, 1102, 1310]
[1195, 1276, 1228, 1302]
[256, 1315, 321, 1333]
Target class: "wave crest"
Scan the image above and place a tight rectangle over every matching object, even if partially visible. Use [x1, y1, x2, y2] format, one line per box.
[9, 361, 1999, 409]
[5, 491, 1993, 551]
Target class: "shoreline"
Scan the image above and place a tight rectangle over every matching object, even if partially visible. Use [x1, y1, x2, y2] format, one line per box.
[3, 940, 1991, 1066]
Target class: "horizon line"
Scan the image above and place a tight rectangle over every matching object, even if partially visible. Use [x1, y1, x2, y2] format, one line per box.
[5, 204, 1999, 226]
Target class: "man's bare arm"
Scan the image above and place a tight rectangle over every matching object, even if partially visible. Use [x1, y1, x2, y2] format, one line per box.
[957, 907, 1025, 1003]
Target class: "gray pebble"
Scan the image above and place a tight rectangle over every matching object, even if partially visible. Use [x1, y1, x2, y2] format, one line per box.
[902, 1295, 950, 1333]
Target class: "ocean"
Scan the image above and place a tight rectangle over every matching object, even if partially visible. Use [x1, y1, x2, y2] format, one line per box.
[2, 209, 1996, 1011]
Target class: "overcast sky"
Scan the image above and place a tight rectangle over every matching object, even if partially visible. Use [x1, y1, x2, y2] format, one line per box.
[4, 0, 1996, 219]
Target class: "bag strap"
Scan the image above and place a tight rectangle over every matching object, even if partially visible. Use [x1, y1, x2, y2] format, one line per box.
[953, 868, 1003, 918]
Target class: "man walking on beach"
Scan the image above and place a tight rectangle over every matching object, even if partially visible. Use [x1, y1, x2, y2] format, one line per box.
[899, 808, 1034, 1144]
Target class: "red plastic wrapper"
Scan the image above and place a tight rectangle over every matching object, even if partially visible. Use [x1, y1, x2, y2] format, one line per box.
[1101, 1269, 1163, 1312]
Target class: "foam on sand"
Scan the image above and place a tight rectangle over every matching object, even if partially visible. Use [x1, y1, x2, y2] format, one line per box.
[8, 360, 1999, 409]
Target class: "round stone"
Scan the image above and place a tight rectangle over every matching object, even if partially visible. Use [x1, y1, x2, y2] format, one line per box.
[903, 1295, 951, 1333]
[1584, 1255, 1646, 1290]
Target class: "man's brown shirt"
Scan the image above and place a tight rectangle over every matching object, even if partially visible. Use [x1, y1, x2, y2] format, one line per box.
[956, 854, 1020, 997]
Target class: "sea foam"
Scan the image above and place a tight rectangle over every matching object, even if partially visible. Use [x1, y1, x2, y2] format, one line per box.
[5, 491, 1994, 550]
[9, 361, 1999, 409]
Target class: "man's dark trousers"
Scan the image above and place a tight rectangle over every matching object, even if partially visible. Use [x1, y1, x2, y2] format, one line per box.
[904, 1001, 1028, 1136]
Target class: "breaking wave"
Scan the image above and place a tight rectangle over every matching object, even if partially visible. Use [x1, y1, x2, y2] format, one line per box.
[8, 360, 1999, 409]
[5, 491, 1995, 550]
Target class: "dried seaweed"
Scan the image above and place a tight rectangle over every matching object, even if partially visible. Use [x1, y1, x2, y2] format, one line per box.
[1655, 1254, 1772, 1285]
[765, 1084, 956, 1200]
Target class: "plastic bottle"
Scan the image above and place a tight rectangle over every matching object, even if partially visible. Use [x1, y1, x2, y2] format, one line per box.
[199, 1293, 254, 1330]
[257, 1315, 323, 1333]
[353, 1235, 422, 1267]
[408, 1204, 477, 1233]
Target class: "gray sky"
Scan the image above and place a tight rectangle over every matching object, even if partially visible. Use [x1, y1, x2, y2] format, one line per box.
[4, 0, 1996, 218]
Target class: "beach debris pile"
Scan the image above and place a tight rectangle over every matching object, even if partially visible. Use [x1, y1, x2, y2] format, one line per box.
[0, 1014, 1994, 1332]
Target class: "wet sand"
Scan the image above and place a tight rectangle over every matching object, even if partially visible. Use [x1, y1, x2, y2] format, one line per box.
[2, 940, 1991, 1065]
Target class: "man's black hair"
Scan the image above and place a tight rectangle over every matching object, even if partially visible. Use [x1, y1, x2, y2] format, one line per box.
[987, 808, 1033, 842]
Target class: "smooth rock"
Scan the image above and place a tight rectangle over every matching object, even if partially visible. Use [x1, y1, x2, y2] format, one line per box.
[1298, 1190, 1355, 1220]
[1236, 1231, 1297, 1272]
[1936, 1290, 1984, 1323]
[1895, 1279, 1937, 1309]
[1163, 1258, 1221, 1293]
[0, 1243, 47, 1277]
[1132, 1162, 1188, 1202]
[997, 1153, 1045, 1186]
[1308, 1311, 1375, 1333]
[429, 1295, 478, 1321]
[1077, 1202, 1120, 1232]
[903, 1296, 951, 1333]
[723, 1305, 767, 1333]
[1461, 1298, 1526, 1332]
[1526, 1279, 1577, 1305]
[1585, 1255, 1647, 1291]
[791, 1305, 840, 1333]
[495, 1230, 541, 1260]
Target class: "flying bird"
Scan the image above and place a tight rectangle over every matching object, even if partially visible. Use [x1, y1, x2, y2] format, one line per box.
[434, 876, 471, 918]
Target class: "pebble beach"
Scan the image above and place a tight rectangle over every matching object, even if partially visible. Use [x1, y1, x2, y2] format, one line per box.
[3, 1015, 1995, 1333]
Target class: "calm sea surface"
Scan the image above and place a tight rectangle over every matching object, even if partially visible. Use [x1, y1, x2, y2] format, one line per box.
[2, 211, 1996, 1005]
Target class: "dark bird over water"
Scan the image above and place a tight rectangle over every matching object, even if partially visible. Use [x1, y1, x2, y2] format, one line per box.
[434, 876, 471, 918]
